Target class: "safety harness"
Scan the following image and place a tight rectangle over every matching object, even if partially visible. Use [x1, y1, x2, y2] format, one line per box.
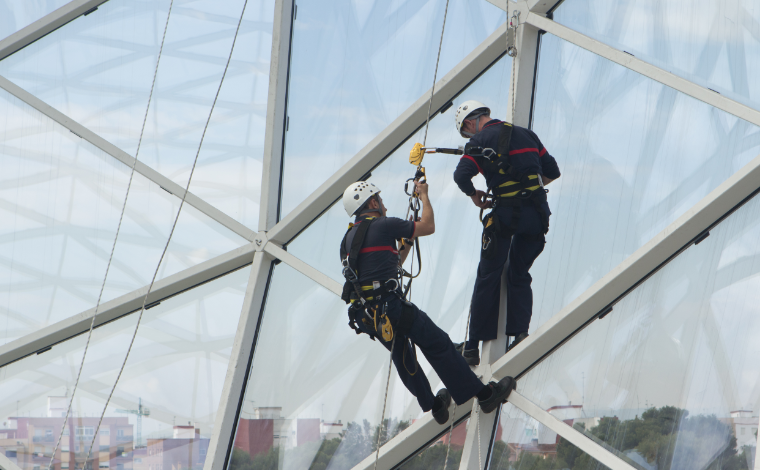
[466, 122, 550, 259]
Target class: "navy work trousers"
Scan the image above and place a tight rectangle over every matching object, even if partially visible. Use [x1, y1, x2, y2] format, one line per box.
[356, 297, 484, 411]
[469, 203, 547, 341]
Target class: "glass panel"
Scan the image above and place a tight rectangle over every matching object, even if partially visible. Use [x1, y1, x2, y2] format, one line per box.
[528, 34, 760, 331]
[279, 0, 507, 218]
[489, 403, 612, 470]
[515, 192, 760, 470]
[230, 263, 436, 469]
[553, 0, 760, 113]
[0, 0, 275, 230]
[396, 419, 468, 470]
[0, 88, 247, 346]
[0, 265, 250, 470]
[0, 0, 71, 42]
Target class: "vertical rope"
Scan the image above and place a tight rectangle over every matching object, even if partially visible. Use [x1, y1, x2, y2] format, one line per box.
[373, 337, 396, 470]
[46, 2, 176, 468]
[421, 0, 452, 148]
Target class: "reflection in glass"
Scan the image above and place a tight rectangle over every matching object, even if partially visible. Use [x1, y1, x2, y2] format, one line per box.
[231, 264, 431, 469]
[553, 0, 760, 113]
[0, 0, 274, 229]
[279, 0, 506, 218]
[489, 403, 610, 470]
[396, 419, 468, 470]
[0, 266, 250, 470]
[0, 90, 247, 346]
[515, 193, 760, 469]
[529, 34, 760, 331]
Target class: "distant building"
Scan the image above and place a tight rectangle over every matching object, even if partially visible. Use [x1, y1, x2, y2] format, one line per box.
[0, 415, 133, 470]
[723, 410, 759, 448]
[233, 408, 321, 458]
[320, 422, 343, 442]
[145, 426, 209, 470]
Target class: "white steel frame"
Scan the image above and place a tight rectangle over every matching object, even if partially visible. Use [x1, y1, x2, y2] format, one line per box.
[2, 0, 760, 469]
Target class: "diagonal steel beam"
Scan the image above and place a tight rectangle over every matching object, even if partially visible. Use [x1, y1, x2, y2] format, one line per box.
[0, 0, 109, 60]
[0, 242, 257, 369]
[523, 12, 760, 127]
[266, 21, 510, 246]
[507, 391, 636, 470]
[0, 74, 257, 242]
[263, 242, 342, 296]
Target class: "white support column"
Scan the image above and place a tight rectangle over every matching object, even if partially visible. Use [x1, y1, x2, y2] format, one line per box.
[0, 75, 256, 242]
[259, 0, 295, 231]
[459, 3, 539, 467]
[204, 1, 295, 468]
[0, 0, 109, 60]
[458, 268, 509, 470]
[523, 12, 760, 128]
[508, 391, 636, 470]
[203, 251, 274, 470]
[0, 242, 257, 368]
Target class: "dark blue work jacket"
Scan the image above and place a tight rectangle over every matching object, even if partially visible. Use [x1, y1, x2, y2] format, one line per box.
[453, 119, 561, 197]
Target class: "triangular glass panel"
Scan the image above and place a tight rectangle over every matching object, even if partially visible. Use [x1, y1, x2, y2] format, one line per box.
[512, 191, 760, 470]
[278, 0, 506, 218]
[0, 265, 250, 470]
[0, 0, 275, 230]
[0, 89, 247, 346]
[553, 0, 760, 113]
[231, 263, 437, 469]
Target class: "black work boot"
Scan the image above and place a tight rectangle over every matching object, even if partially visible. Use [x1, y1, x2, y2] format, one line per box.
[432, 389, 452, 425]
[479, 376, 517, 414]
[454, 342, 480, 366]
[507, 332, 529, 351]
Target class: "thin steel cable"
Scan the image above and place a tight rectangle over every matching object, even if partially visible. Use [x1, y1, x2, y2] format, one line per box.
[421, 0, 451, 148]
[443, 303, 475, 469]
[82, 0, 251, 463]
[373, 337, 396, 470]
[46, 2, 176, 468]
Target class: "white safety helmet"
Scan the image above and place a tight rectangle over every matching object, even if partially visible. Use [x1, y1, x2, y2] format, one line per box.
[343, 181, 381, 217]
[455, 100, 490, 138]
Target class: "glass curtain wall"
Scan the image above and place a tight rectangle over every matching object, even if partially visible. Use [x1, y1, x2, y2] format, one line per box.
[553, 0, 760, 113]
[0, 266, 250, 470]
[0, 0, 274, 229]
[230, 263, 425, 470]
[0, 89, 246, 346]
[514, 191, 760, 470]
[488, 403, 613, 470]
[528, 33, 760, 332]
[279, 0, 506, 218]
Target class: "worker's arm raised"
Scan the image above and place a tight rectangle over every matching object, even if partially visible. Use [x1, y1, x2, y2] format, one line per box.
[412, 180, 435, 238]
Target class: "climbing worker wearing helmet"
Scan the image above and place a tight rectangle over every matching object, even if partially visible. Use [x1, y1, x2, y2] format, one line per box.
[452, 100, 561, 365]
[339, 180, 517, 425]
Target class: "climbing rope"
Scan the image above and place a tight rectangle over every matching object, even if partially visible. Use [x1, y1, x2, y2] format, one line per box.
[507, 6, 520, 122]
[372, 2, 452, 468]
[46, 2, 176, 469]
[373, 337, 396, 470]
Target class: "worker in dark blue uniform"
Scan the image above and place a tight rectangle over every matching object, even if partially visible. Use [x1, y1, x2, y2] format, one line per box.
[451, 101, 561, 365]
[339, 180, 516, 425]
